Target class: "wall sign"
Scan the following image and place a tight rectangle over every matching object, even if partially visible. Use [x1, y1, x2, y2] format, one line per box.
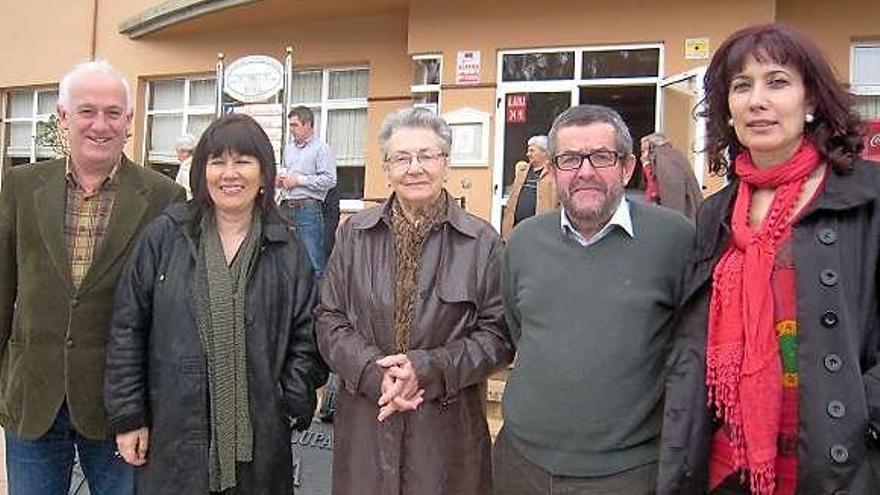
[506, 93, 527, 124]
[455, 50, 481, 84]
[685, 38, 710, 60]
[224, 55, 284, 103]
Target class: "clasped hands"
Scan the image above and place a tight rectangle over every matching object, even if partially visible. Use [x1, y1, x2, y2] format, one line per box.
[376, 354, 425, 422]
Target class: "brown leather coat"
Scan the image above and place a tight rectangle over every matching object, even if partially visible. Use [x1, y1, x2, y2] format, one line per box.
[501, 161, 557, 240]
[316, 195, 513, 495]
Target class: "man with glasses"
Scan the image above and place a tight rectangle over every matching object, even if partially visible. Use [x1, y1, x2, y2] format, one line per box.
[495, 105, 694, 495]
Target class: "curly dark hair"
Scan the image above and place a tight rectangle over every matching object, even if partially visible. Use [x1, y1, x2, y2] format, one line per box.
[700, 23, 864, 176]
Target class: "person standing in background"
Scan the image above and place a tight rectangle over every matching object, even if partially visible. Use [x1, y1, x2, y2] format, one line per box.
[501, 135, 557, 241]
[640, 132, 702, 219]
[174, 134, 196, 200]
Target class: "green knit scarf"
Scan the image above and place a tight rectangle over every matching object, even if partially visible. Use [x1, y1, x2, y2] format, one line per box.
[195, 211, 261, 492]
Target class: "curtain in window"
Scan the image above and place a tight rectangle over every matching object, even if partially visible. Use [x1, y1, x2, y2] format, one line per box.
[7, 92, 31, 118]
[327, 108, 366, 167]
[148, 114, 183, 160]
[187, 114, 214, 140]
[150, 80, 185, 111]
[292, 71, 322, 104]
[5, 122, 31, 153]
[856, 95, 880, 120]
[37, 91, 59, 115]
[329, 70, 368, 100]
[189, 80, 216, 107]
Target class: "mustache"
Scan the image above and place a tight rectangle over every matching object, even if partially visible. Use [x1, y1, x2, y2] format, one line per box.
[567, 178, 607, 195]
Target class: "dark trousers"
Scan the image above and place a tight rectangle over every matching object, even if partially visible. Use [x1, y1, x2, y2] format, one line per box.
[492, 427, 657, 495]
[5, 402, 133, 495]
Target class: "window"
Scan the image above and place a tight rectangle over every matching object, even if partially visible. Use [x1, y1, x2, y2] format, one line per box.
[412, 55, 442, 113]
[144, 77, 216, 165]
[3, 87, 58, 168]
[501, 51, 575, 82]
[290, 67, 368, 200]
[852, 43, 880, 120]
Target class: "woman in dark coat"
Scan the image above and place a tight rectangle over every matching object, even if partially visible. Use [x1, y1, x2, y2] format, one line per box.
[659, 23, 880, 494]
[316, 108, 513, 495]
[104, 114, 328, 494]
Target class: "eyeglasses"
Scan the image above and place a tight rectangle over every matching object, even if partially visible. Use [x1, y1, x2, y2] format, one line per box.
[384, 151, 447, 170]
[552, 150, 620, 171]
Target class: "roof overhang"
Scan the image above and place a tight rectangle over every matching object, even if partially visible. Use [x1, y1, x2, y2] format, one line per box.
[119, 0, 261, 39]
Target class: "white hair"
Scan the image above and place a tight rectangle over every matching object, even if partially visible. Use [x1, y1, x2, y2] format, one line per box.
[58, 60, 132, 111]
[175, 134, 197, 151]
[527, 135, 548, 151]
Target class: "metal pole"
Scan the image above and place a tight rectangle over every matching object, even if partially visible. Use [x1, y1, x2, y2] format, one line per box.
[215, 52, 225, 118]
[281, 46, 293, 163]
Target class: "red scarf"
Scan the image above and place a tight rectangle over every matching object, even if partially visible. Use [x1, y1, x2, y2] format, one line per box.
[706, 139, 819, 495]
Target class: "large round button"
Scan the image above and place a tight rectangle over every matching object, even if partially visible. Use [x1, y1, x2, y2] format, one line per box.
[830, 444, 849, 464]
[820, 269, 839, 287]
[824, 354, 842, 372]
[817, 228, 837, 245]
[821, 310, 839, 328]
[827, 400, 846, 418]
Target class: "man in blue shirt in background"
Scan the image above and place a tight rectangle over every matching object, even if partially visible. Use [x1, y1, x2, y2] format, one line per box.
[277, 105, 337, 278]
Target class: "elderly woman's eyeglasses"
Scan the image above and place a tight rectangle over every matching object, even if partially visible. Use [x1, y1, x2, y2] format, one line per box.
[552, 150, 620, 171]
[384, 151, 447, 170]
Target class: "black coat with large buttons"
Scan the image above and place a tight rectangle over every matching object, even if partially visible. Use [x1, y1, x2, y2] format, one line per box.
[658, 160, 880, 494]
[104, 203, 329, 494]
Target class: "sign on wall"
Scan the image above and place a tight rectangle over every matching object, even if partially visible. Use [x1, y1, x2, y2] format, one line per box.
[685, 38, 710, 60]
[506, 94, 527, 124]
[224, 55, 285, 103]
[456, 50, 481, 84]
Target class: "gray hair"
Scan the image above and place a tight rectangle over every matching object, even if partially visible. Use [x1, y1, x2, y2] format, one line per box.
[378, 107, 452, 157]
[175, 134, 197, 152]
[527, 135, 548, 151]
[641, 132, 671, 149]
[548, 104, 633, 158]
[58, 60, 132, 112]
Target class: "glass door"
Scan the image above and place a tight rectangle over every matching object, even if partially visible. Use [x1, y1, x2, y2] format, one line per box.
[658, 67, 713, 193]
[492, 89, 573, 227]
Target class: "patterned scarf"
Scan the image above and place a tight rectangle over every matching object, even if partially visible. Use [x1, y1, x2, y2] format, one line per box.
[390, 192, 448, 352]
[195, 211, 261, 492]
[706, 139, 819, 495]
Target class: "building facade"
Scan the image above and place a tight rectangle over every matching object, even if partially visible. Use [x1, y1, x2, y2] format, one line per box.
[1, 0, 878, 224]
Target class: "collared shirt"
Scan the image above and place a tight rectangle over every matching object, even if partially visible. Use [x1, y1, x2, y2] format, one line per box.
[279, 136, 337, 202]
[560, 197, 634, 247]
[64, 158, 120, 288]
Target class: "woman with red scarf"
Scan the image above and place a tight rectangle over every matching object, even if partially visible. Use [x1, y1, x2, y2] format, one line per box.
[658, 23, 879, 495]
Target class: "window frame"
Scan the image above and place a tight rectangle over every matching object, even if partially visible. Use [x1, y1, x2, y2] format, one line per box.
[141, 75, 217, 165]
[411, 54, 442, 113]
[288, 66, 369, 207]
[851, 42, 880, 96]
[2, 86, 59, 164]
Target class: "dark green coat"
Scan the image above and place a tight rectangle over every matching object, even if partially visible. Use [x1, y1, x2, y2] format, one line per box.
[0, 157, 184, 440]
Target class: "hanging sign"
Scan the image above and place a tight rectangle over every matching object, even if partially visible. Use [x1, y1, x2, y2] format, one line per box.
[224, 55, 284, 103]
[506, 93, 527, 124]
[455, 50, 481, 84]
[685, 38, 710, 60]
[864, 119, 880, 161]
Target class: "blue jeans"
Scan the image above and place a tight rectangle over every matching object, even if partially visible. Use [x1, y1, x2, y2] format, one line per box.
[5, 402, 133, 495]
[281, 202, 327, 278]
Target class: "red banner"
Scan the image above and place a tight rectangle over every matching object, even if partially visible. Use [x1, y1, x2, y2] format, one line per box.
[506, 94, 527, 124]
[865, 119, 880, 162]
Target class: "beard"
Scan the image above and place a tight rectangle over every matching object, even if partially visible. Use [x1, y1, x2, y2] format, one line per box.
[560, 177, 624, 232]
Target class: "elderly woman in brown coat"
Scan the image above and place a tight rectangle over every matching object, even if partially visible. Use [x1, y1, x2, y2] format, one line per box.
[316, 107, 513, 495]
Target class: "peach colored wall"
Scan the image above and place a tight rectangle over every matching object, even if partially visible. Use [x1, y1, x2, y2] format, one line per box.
[778, 0, 880, 80]
[0, 0, 94, 87]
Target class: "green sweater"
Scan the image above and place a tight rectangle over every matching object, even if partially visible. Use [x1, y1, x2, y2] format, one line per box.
[501, 201, 695, 477]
